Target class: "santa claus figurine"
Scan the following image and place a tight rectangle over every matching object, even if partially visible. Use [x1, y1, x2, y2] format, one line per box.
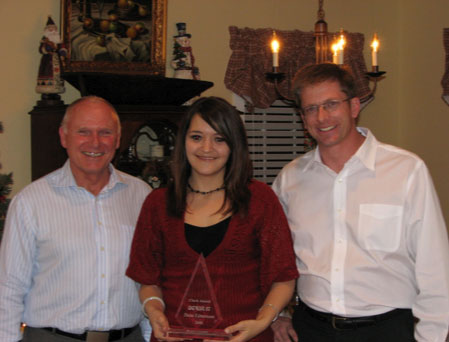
[36, 16, 67, 95]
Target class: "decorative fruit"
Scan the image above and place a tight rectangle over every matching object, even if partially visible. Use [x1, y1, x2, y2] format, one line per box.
[109, 13, 118, 21]
[83, 17, 94, 29]
[126, 27, 137, 39]
[138, 5, 148, 16]
[96, 35, 106, 46]
[134, 22, 145, 32]
[117, 0, 128, 9]
[100, 20, 110, 33]
[109, 21, 118, 32]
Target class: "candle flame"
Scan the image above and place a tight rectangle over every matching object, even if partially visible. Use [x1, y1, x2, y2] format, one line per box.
[338, 33, 345, 50]
[332, 43, 339, 55]
[332, 32, 345, 53]
[271, 38, 280, 53]
[371, 33, 379, 52]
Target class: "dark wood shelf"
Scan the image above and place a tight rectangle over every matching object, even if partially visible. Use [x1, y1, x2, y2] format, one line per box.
[62, 72, 214, 105]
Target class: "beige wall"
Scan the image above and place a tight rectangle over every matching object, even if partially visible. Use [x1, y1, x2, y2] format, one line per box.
[1, 0, 448, 228]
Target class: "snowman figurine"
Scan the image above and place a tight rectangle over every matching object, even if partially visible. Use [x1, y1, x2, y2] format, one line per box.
[171, 23, 200, 80]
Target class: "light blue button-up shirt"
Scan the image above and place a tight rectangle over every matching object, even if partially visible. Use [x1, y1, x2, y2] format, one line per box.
[0, 161, 152, 341]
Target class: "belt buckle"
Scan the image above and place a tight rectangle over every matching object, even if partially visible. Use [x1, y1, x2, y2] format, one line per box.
[86, 331, 110, 342]
[331, 316, 348, 330]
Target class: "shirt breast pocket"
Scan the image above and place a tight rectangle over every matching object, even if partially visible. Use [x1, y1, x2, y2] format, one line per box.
[358, 204, 403, 252]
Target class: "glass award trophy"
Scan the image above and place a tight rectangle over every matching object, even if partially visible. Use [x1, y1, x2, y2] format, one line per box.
[167, 254, 232, 341]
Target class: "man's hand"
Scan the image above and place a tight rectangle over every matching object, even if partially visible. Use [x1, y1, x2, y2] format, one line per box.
[271, 317, 297, 342]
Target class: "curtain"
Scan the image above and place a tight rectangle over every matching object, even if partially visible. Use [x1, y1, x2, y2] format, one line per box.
[224, 26, 372, 109]
[441, 28, 449, 105]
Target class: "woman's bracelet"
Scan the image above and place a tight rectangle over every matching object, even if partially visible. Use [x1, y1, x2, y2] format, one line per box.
[141, 296, 166, 318]
[258, 303, 280, 322]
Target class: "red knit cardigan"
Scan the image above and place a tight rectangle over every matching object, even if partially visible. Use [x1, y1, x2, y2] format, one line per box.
[127, 180, 298, 342]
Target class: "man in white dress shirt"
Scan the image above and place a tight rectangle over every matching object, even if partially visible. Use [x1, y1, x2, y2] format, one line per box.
[0, 96, 151, 341]
[271, 63, 449, 341]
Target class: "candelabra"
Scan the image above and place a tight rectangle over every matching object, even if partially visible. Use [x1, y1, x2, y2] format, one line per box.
[266, 0, 386, 106]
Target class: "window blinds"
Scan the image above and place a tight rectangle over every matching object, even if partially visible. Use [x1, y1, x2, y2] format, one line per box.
[235, 96, 307, 184]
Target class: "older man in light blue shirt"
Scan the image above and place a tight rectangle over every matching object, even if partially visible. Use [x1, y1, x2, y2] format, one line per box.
[0, 96, 152, 342]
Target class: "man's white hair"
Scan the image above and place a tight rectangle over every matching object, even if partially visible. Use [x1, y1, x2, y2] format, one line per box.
[61, 96, 121, 134]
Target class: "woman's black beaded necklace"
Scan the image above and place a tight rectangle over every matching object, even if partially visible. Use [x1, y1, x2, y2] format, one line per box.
[187, 183, 225, 195]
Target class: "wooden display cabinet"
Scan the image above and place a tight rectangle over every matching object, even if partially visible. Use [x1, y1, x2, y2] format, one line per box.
[29, 100, 185, 185]
[29, 75, 213, 185]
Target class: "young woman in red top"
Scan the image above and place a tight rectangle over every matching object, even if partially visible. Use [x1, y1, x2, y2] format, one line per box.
[126, 96, 298, 342]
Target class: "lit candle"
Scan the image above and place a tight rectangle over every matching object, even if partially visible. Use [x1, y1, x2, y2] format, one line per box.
[371, 33, 379, 67]
[332, 43, 339, 64]
[338, 31, 345, 65]
[271, 33, 280, 68]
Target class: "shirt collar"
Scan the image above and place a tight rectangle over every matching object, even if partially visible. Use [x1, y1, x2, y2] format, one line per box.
[353, 127, 377, 171]
[301, 147, 321, 173]
[47, 160, 127, 192]
[301, 127, 377, 172]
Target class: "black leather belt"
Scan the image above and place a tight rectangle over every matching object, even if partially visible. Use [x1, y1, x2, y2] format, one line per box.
[303, 305, 409, 330]
[42, 325, 138, 341]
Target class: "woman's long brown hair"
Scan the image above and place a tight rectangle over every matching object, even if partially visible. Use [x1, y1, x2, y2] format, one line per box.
[166, 96, 253, 218]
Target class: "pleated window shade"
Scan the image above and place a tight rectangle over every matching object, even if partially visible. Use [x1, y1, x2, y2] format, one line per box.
[237, 97, 307, 184]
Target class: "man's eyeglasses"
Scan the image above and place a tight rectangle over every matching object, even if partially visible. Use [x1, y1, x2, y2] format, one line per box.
[301, 98, 351, 117]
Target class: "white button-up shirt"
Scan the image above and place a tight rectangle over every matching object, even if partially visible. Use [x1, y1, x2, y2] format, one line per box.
[0, 161, 151, 341]
[272, 128, 449, 341]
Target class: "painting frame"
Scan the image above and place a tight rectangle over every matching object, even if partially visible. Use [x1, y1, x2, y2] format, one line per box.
[61, 0, 166, 75]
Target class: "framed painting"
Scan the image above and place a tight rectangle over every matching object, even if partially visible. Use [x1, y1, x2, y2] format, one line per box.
[61, 0, 166, 75]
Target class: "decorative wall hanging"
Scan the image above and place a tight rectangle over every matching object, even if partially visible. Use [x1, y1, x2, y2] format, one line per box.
[61, 0, 167, 75]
